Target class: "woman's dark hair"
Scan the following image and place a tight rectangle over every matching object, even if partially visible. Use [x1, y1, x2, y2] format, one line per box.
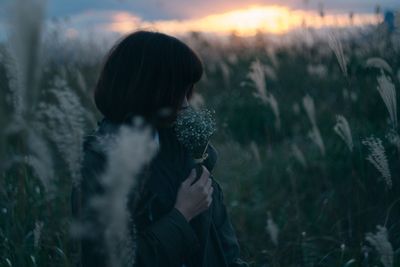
[94, 30, 203, 127]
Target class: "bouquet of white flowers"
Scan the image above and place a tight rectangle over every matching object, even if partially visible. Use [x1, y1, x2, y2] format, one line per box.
[173, 106, 216, 184]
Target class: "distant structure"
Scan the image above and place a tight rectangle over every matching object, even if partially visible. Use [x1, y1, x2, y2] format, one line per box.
[384, 10, 395, 33]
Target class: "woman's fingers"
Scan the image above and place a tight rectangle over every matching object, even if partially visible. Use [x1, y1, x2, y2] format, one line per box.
[192, 165, 209, 188]
[201, 165, 210, 183]
[193, 178, 214, 209]
[205, 178, 212, 192]
[200, 190, 214, 211]
[201, 180, 214, 206]
[208, 182, 214, 195]
[183, 168, 197, 186]
[175, 167, 213, 221]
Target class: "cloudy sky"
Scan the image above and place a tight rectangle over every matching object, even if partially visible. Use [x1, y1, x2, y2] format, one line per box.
[44, 0, 398, 20]
[0, 0, 399, 38]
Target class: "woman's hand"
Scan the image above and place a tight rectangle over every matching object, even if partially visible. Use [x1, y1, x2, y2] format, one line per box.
[174, 165, 214, 222]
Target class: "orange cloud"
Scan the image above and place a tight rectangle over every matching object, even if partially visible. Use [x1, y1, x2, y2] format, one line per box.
[106, 5, 380, 36]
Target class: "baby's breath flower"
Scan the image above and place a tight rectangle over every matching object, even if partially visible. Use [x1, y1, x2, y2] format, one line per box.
[173, 106, 216, 161]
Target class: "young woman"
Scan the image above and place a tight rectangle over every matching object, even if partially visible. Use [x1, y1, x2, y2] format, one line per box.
[72, 30, 248, 267]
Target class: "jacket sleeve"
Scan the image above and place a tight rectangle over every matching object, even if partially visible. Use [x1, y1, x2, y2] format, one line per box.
[212, 177, 249, 267]
[74, 139, 200, 267]
[134, 207, 200, 266]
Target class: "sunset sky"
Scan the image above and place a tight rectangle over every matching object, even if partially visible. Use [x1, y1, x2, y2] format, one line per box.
[0, 0, 399, 38]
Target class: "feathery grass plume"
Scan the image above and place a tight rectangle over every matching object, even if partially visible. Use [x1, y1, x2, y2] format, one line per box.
[397, 69, 400, 83]
[301, 235, 319, 267]
[227, 53, 238, 64]
[3, 0, 55, 195]
[91, 121, 158, 267]
[267, 94, 280, 129]
[377, 72, 397, 129]
[291, 144, 307, 168]
[365, 225, 393, 267]
[5, 0, 46, 121]
[365, 58, 393, 74]
[328, 32, 348, 77]
[249, 141, 261, 166]
[219, 61, 230, 88]
[75, 69, 87, 94]
[265, 46, 279, 68]
[303, 95, 325, 155]
[308, 128, 325, 156]
[0, 77, 6, 169]
[307, 64, 328, 79]
[342, 259, 356, 267]
[36, 75, 86, 186]
[33, 221, 44, 249]
[334, 115, 354, 152]
[248, 59, 281, 129]
[264, 65, 277, 81]
[362, 136, 392, 189]
[74, 69, 96, 126]
[292, 102, 301, 115]
[248, 59, 266, 99]
[0, 126, 4, 171]
[302, 94, 317, 127]
[266, 212, 279, 246]
[24, 130, 56, 194]
[386, 129, 400, 154]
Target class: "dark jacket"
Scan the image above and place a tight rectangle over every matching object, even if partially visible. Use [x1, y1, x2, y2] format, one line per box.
[71, 117, 248, 267]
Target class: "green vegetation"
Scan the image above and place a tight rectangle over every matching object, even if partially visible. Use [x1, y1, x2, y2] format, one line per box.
[0, 5, 399, 266]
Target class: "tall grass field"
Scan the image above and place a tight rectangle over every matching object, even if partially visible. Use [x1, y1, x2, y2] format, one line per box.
[0, 1, 399, 266]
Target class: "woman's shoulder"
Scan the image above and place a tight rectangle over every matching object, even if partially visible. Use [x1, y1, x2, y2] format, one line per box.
[81, 117, 123, 157]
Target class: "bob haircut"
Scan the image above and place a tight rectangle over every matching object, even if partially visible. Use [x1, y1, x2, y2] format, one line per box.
[94, 30, 203, 127]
